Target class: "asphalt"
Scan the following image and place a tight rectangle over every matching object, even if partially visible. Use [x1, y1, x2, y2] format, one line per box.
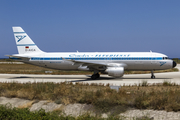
[0, 64, 179, 86]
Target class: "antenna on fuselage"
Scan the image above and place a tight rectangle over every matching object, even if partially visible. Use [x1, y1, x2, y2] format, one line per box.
[77, 50, 79, 53]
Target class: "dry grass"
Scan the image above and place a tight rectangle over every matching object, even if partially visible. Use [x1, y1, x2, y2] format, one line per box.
[1, 82, 180, 112]
[0, 64, 92, 75]
[172, 58, 180, 64]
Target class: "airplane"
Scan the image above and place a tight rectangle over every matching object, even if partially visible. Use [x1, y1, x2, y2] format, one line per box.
[8, 27, 177, 80]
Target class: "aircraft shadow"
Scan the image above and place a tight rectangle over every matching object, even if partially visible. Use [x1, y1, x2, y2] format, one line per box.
[8, 75, 172, 83]
[121, 78, 171, 79]
[9, 75, 114, 80]
[9, 76, 88, 80]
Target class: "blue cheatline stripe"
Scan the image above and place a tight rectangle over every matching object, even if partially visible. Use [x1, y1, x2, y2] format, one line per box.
[14, 32, 26, 34]
[17, 44, 36, 46]
[30, 57, 163, 61]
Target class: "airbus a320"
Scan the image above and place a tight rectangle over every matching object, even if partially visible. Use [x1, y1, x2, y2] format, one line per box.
[8, 27, 177, 80]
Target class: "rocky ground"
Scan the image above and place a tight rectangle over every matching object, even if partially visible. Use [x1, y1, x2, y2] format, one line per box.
[0, 97, 180, 120]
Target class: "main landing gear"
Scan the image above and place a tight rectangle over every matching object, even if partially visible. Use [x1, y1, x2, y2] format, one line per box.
[151, 71, 155, 79]
[91, 73, 100, 80]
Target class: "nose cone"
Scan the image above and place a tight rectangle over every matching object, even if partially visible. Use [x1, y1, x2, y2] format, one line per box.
[173, 61, 177, 68]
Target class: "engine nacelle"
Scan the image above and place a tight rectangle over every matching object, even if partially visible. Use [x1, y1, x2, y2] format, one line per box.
[105, 67, 124, 77]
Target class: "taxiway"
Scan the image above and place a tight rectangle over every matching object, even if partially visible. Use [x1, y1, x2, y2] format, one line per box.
[0, 64, 179, 86]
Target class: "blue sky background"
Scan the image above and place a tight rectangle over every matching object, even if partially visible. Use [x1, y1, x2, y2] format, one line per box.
[0, 0, 180, 58]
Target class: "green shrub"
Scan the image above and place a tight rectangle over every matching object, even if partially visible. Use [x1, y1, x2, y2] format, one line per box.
[0, 105, 59, 120]
[0, 104, 126, 120]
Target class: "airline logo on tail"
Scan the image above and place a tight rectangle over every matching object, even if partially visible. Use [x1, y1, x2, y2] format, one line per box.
[16, 35, 26, 42]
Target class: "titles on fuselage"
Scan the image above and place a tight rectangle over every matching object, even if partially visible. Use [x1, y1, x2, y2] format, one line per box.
[69, 54, 130, 58]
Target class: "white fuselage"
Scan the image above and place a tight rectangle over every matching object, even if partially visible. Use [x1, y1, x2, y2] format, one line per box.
[22, 52, 173, 71]
[11, 27, 176, 79]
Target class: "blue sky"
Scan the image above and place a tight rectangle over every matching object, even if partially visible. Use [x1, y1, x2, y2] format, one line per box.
[0, 0, 180, 58]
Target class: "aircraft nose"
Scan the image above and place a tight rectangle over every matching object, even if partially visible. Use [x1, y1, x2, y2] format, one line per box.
[173, 61, 177, 68]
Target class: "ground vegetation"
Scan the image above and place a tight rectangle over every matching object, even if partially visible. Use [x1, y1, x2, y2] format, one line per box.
[0, 81, 180, 113]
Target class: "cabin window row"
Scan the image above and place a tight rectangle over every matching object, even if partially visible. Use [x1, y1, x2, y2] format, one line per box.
[31, 57, 162, 60]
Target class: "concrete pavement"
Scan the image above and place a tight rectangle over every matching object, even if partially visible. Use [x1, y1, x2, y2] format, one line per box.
[0, 64, 179, 86]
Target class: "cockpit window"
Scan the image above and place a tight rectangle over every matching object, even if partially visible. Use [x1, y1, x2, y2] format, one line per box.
[163, 57, 168, 60]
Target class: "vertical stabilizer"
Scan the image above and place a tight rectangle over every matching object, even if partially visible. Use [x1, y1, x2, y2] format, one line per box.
[12, 27, 43, 54]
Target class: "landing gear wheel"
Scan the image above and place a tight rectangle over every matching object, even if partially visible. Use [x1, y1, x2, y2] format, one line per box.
[151, 71, 155, 79]
[91, 73, 100, 80]
[91, 75, 97, 80]
[96, 73, 100, 78]
[151, 75, 155, 79]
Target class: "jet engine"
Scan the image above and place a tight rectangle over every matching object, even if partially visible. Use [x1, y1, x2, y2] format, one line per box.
[105, 67, 124, 77]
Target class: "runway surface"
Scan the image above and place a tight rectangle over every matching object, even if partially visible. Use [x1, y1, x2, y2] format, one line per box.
[0, 64, 179, 86]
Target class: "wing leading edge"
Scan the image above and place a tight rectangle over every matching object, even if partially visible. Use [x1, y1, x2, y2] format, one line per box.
[62, 57, 127, 70]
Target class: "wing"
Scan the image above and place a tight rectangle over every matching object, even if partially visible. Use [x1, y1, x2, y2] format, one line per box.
[62, 57, 127, 71]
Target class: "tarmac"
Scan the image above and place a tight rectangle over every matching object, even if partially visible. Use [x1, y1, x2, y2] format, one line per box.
[0, 64, 179, 86]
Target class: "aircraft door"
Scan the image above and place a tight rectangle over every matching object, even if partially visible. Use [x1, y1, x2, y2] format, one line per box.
[151, 54, 157, 64]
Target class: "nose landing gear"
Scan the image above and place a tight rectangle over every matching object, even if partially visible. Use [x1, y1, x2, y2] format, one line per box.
[151, 71, 155, 79]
